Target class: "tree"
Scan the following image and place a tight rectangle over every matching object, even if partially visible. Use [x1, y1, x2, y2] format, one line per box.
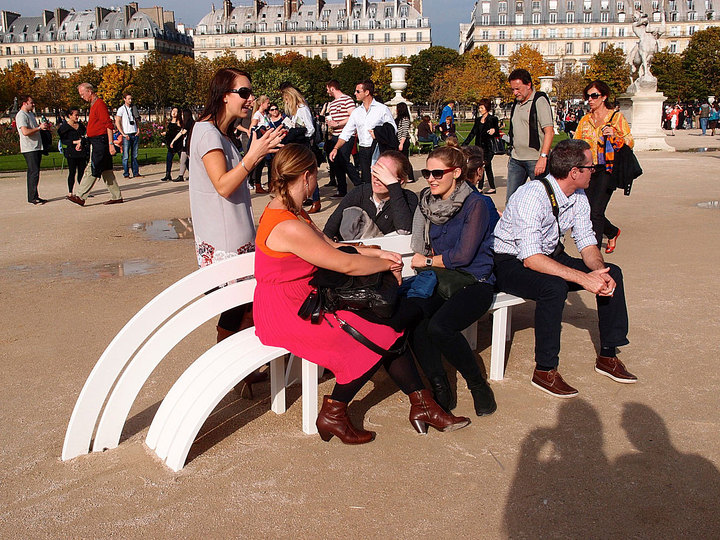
[211, 49, 246, 71]
[0, 70, 13, 113]
[98, 62, 134, 109]
[289, 55, 333, 107]
[193, 56, 215, 110]
[66, 64, 102, 109]
[331, 56, 374, 95]
[553, 65, 586, 102]
[651, 49, 686, 101]
[508, 45, 553, 89]
[680, 26, 720, 99]
[406, 46, 462, 104]
[585, 45, 631, 98]
[35, 71, 70, 119]
[252, 67, 309, 105]
[166, 55, 198, 109]
[4, 62, 36, 100]
[133, 51, 170, 114]
[433, 46, 504, 111]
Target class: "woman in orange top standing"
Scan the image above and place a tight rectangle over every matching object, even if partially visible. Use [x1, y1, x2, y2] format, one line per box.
[574, 80, 634, 254]
[253, 143, 470, 444]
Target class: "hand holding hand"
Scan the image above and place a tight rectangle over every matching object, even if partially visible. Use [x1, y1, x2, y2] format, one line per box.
[583, 267, 611, 295]
[371, 160, 399, 186]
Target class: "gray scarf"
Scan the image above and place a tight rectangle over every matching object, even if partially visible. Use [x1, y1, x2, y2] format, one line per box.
[411, 181, 473, 255]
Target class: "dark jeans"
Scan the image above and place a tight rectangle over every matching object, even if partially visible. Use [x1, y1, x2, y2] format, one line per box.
[585, 169, 619, 244]
[479, 152, 496, 190]
[494, 252, 629, 370]
[23, 150, 42, 202]
[252, 156, 271, 187]
[165, 149, 178, 178]
[357, 145, 374, 184]
[399, 138, 416, 182]
[327, 135, 362, 194]
[410, 282, 495, 383]
[66, 157, 88, 193]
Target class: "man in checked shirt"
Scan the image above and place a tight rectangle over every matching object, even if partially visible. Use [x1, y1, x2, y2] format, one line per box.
[493, 139, 636, 398]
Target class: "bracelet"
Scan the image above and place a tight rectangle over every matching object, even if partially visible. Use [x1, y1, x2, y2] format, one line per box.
[240, 159, 250, 174]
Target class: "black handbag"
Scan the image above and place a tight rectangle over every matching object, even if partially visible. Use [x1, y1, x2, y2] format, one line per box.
[489, 136, 507, 156]
[417, 267, 478, 300]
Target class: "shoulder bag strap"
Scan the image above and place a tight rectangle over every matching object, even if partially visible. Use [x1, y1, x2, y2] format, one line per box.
[331, 313, 406, 356]
[538, 177, 564, 257]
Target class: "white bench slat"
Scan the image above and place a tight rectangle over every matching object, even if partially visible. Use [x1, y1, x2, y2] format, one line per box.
[93, 279, 256, 452]
[62, 254, 256, 461]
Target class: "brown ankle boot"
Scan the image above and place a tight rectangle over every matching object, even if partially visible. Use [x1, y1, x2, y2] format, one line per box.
[316, 395, 375, 444]
[217, 326, 268, 399]
[408, 389, 471, 434]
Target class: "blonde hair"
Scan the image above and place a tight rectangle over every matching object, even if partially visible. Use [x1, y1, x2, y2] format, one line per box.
[271, 144, 318, 215]
[281, 86, 306, 117]
[252, 94, 269, 116]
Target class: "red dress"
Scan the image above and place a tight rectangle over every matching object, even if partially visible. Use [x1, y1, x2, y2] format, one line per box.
[253, 207, 401, 384]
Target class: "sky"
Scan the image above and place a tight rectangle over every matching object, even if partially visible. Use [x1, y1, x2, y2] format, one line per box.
[3, 0, 477, 50]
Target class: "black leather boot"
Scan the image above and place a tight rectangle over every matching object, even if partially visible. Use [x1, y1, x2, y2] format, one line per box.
[468, 377, 497, 417]
[428, 373, 456, 412]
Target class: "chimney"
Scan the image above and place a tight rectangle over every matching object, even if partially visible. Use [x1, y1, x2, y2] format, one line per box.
[284, 0, 300, 18]
[317, 0, 325, 14]
[346, 0, 352, 16]
[54, 8, 69, 29]
[124, 3, 138, 24]
[42, 10, 53, 26]
[223, 0, 233, 20]
[411, 0, 423, 14]
[95, 6, 111, 27]
[1, 10, 21, 31]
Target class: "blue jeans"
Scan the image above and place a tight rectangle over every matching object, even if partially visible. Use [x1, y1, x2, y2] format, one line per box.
[506, 157, 538, 202]
[419, 134, 439, 146]
[122, 133, 140, 176]
[700, 117, 708, 135]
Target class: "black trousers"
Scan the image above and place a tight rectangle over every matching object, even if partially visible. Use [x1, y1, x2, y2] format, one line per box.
[66, 157, 87, 193]
[399, 139, 416, 182]
[326, 135, 361, 194]
[479, 151, 496, 190]
[23, 150, 42, 202]
[494, 252, 629, 370]
[410, 282, 495, 383]
[357, 145, 374, 184]
[585, 169, 619, 244]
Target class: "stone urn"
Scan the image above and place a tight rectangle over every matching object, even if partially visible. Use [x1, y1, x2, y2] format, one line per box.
[385, 63, 413, 109]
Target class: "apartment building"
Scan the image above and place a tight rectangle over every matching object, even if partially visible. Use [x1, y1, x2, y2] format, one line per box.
[194, 0, 431, 64]
[0, 3, 193, 75]
[460, 0, 719, 72]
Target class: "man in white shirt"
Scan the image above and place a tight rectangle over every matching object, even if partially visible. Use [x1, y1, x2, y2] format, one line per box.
[115, 92, 141, 178]
[329, 79, 396, 184]
[16, 95, 50, 204]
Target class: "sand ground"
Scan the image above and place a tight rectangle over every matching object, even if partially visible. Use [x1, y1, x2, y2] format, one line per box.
[1, 131, 719, 538]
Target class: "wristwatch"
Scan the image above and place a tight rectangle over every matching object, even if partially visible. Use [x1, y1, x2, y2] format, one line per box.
[540, 152, 549, 158]
[425, 257, 433, 267]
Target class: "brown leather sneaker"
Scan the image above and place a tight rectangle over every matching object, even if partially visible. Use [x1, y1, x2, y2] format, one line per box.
[531, 368, 579, 398]
[595, 356, 638, 383]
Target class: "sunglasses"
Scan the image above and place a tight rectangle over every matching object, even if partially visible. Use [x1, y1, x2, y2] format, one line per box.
[421, 167, 456, 179]
[228, 87, 252, 99]
[354, 89, 365, 94]
[269, 107, 278, 111]
[577, 164, 602, 172]
[586, 92, 603, 100]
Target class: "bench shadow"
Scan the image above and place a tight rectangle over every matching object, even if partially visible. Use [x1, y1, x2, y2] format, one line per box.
[503, 400, 720, 537]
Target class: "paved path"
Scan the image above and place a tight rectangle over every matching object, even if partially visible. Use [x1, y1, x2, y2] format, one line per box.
[1, 131, 719, 537]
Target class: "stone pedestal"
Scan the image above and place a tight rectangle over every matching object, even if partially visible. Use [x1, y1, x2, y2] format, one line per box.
[617, 77, 674, 152]
[385, 63, 412, 113]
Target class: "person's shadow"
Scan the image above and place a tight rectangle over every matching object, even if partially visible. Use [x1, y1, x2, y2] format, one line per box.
[504, 401, 720, 538]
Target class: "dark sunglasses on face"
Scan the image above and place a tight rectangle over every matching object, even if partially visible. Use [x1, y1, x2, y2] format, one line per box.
[269, 107, 278, 111]
[586, 92, 602, 100]
[421, 167, 456, 179]
[228, 87, 252, 99]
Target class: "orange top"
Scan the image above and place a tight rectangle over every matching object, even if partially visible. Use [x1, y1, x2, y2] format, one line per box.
[256, 206, 312, 258]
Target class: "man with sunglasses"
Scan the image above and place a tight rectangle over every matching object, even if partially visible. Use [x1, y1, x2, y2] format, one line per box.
[506, 69, 555, 202]
[329, 79, 396, 185]
[325, 79, 362, 196]
[493, 139, 635, 398]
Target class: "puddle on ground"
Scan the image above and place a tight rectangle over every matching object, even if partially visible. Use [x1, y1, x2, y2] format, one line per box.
[131, 218, 194, 240]
[697, 201, 720, 209]
[1, 259, 156, 280]
[677, 147, 720, 153]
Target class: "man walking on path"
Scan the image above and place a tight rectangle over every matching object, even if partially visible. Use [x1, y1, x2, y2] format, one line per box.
[506, 69, 555, 202]
[115, 92, 142, 178]
[67, 83, 123, 206]
[16, 95, 50, 204]
[329, 79, 396, 184]
[699, 101, 710, 136]
[493, 139, 636, 398]
[324, 80, 361, 197]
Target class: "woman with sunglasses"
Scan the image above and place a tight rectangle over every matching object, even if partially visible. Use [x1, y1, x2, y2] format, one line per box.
[189, 68, 286, 393]
[409, 146, 500, 417]
[248, 95, 271, 193]
[254, 143, 470, 444]
[574, 80, 633, 254]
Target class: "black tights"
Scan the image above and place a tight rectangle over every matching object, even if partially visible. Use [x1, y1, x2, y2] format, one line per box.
[67, 157, 87, 193]
[330, 338, 424, 403]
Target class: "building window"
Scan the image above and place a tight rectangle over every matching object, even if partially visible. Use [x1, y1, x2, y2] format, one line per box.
[549, 42, 557, 54]
[384, 32, 390, 42]
[516, 1, 524, 10]
[45, 45, 52, 53]
[498, 43, 506, 55]
[306, 35, 312, 44]
[259, 37, 266, 45]
[130, 42, 135, 51]
[115, 43, 121, 51]
[306, 21, 314, 30]
[601, 11, 610, 20]
[482, 30, 490, 38]
[321, 49, 327, 59]
[532, 28, 540, 37]
[46, 58, 53, 67]
[515, 29, 523, 38]
[101, 56, 107, 66]
[384, 46, 391, 58]
[549, 12, 558, 22]
[75, 56, 81, 67]
[565, 42, 573, 53]
[533, 0, 541, 8]
[499, 1, 508, 11]
[230, 38, 236, 46]
[275, 36, 281, 45]
[567, 0, 575, 9]
[601, 26, 608, 35]
[583, 41, 591, 53]
[566, 12, 575, 22]
[290, 36, 296, 45]
[567, 27, 575, 37]
[499, 14, 508, 23]
[88, 44, 93, 52]
[245, 37, 252, 46]
[617, 0, 625, 8]
[516, 13, 524, 23]
[549, 28, 557, 37]
[584, 26, 591, 36]
[353, 47, 359, 56]
[246, 50, 253, 60]
[32, 45, 39, 54]
[129, 55, 135, 66]
[88, 56, 94, 64]
[618, 12, 626, 21]
[417, 31, 423, 41]
[116, 56, 121, 63]
[499, 29, 507, 38]
[669, 40, 678, 52]
[532, 12, 541, 22]
[321, 35, 327, 44]
[337, 34, 343, 43]
[337, 49, 343, 60]
[600, 41, 608, 51]
[320, 21, 328, 30]
[688, 24, 698, 33]
[481, 14, 490, 24]
[369, 33, 375, 42]
[33, 58, 40, 68]
[400, 32, 406, 41]
[617, 27, 626, 36]
[584, 12, 592, 21]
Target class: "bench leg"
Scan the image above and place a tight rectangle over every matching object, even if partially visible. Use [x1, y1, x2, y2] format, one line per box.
[270, 356, 286, 415]
[506, 306, 513, 342]
[490, 307, 509, 381]
[302, 359, 319, 435]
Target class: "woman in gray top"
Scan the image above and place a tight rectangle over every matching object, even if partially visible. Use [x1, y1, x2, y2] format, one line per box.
[189, 67, 285, 394]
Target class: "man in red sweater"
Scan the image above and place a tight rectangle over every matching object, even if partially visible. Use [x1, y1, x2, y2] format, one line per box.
[67, 83, 123, 206]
